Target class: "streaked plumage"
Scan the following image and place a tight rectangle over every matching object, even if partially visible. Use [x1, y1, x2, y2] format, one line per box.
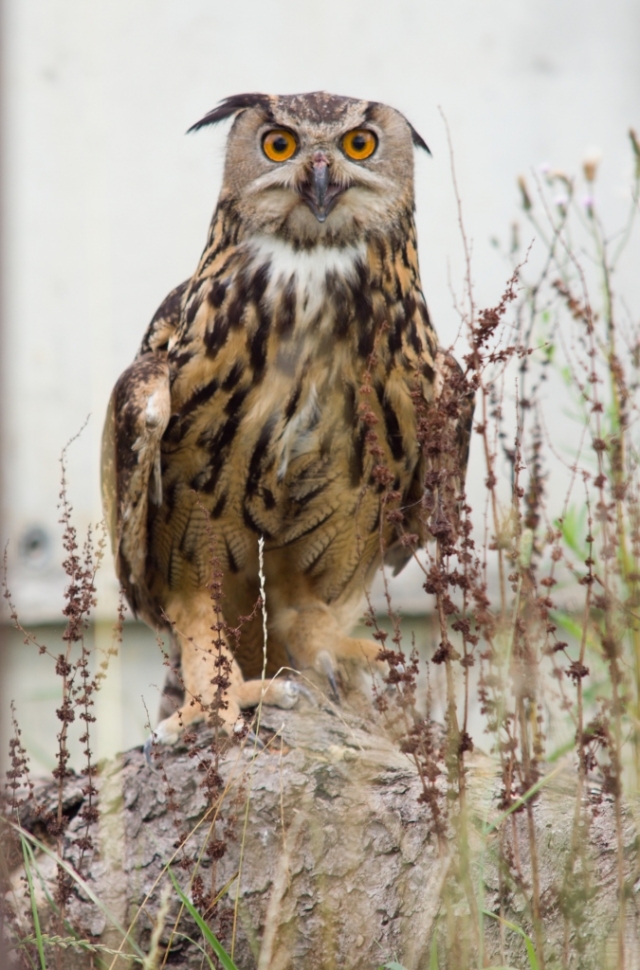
[101, 92, 473, 746]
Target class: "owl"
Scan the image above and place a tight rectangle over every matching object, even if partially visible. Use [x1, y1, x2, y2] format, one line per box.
[101, 92, 473, 751]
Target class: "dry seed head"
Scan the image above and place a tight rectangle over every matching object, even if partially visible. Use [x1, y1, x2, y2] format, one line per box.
[517, 175, 532, 211]
[582, 148, 602, 183]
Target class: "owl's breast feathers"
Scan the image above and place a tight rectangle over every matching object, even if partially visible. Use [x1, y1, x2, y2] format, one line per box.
[107, 210, 472, 616]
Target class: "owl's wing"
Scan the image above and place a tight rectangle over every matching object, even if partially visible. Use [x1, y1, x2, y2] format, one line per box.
[101, 282, 189, 620]
[386, 347, 474, 576]
[101, 354, 171, 619]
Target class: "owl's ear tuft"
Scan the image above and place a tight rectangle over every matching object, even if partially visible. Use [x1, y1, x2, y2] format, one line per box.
[187, 94, 273, 134]
[408, 123, 431, 156]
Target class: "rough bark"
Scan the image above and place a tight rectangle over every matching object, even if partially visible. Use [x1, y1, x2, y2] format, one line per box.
[3, 702, 639, 970]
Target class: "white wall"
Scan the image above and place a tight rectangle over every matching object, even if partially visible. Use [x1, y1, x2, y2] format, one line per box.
[2, 0, 639, 620]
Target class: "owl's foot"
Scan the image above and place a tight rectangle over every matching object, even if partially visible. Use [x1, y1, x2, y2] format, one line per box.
[274, 604, 386, 702]
[145, 596, 316, 763]
[144, 676, 312, 765]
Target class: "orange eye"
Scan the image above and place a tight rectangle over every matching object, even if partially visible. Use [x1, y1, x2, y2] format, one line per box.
[342, 128, 377, 161]
[262, 129, 298, 162]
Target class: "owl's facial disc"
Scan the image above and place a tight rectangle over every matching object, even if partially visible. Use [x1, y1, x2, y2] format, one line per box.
[208, 94, 423, 245]
[299, 151, 345, 223]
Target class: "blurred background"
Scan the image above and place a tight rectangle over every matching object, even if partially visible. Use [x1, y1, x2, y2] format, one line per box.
[1, 0, 639, 770]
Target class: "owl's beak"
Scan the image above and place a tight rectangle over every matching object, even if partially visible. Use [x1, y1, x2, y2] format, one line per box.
[300, 153, 344, 223]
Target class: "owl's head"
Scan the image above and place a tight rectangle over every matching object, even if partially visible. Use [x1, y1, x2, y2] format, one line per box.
[189, 92, 429, 248]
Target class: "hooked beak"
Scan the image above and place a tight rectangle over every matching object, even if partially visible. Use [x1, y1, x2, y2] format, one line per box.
[300, 153, 345, 223]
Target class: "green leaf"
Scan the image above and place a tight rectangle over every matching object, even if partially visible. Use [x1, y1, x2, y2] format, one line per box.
[167, 868, 239, 970]
[556, 505, 587, 558]
[483, 910, 540, 970]
[550, 609, 584, 642]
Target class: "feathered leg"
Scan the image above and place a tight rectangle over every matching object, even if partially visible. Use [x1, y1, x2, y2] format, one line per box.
[149, 591, 305, 748]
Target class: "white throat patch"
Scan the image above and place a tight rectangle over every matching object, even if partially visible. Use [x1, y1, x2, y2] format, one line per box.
[247, 235, 366, 326]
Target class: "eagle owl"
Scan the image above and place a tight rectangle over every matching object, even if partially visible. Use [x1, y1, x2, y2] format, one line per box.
[101, 91, 472, 749]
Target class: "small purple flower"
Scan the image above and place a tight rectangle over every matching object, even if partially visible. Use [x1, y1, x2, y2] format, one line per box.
[582, 194, 594, 215]
[554, 193, 569, 211]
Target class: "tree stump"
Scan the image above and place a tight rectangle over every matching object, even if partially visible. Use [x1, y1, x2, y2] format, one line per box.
[4, 701, 639, 969]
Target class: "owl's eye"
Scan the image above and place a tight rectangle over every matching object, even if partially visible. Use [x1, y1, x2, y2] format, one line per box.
[341, 129, 377, 161]
[262, 129, 298, 162]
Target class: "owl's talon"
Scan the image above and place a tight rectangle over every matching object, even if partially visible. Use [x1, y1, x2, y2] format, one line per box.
[314, 649, 341, 702]
[143, 727, 175, 768]
[144, 735, 157, 768]
[271, 678, 316, 709]
[143, 711, 194, 762]
[290, 681, 316, 706]
[244, 728, 265, 750]
[327, 674, 341, 703]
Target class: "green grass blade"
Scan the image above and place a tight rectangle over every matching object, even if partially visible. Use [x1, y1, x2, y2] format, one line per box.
[430, 932, 439, 970]
[173, 933, 218, 969]
[482, 760, 564, 835]
[14, 935, 141, 962]
[6, 821, 145, 959]
[167, 868, 239, 970]
[21, 836, 78, 938]
[30, 887, 107, 958]
[483, 910, 540, 970]
[20, 834, 47, 970]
